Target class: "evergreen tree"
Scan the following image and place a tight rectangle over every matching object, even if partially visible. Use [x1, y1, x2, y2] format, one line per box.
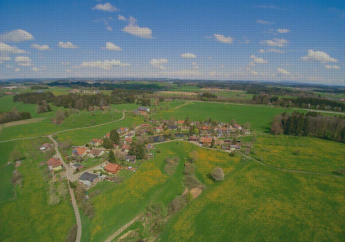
[103, 137, 113, 149]
[108, 150, 116, 163]
[109, 129, 120, 144]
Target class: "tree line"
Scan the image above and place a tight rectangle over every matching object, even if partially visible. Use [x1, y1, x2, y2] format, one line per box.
[253, 94, 345, 112]
[0, 110, 31, 124]
[271, 111, 345, 143]
[13, 92, 55, 104]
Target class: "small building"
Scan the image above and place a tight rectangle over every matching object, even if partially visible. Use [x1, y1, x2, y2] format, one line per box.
[88, 149, 104, 158]
[168, 125, 178, 130]
[180, 126, 190, 131]
[177, 120, 185, 125]
[125, 137, 132, 144]
[47, 157, 63, 171]
[104, 133, 110, 138]
[72, 163, 84, 170]
[138, 106, 150, 112]
[40, 143, 52, 151]
[189, 136, 199, 142]
[121, 144, 131, 153]
[79, 172, 98, 186]
[104, 163, 121, 174]
[72, 147, 88, 157]
[125, 155, 136, 163]
[117, 127, 128, 133]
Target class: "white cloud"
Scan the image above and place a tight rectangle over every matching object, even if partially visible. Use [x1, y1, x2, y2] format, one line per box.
[118, 15, 126, 21]
[66, 69, 71, 72]
[15, 56, 32, 66]
[80, 60, 130, 70]
[277, 68, 290, 75]
[301, 50, 338, 63]
[250, 55, 268, 64]
[15, 68, 20, 72]
[92, 3, 118, 12]
[0, 29, 33, 43]
[6, 65, 12, 68]
[192, 62, 199, 69]
[277, 28, 290, 33]
[214, 34, 234, 44]
[31, 44, 51, 51]
[325, 65, 340, 69]
[122, 16, 153, 39]
[259, 49, 265, 53]
[256, 20, 272, 24]
[61, 62, 70, 65]
[32, 67, 39, 72]
[58, 42, 79, 49]
[101, 42, 122, 51]
[150, 59, 168, 70]
[268, 48, 286, 53]
[251, 71, 258, 76]
[181, 53, 196, 59]
[260, 38, 289, 47]
[0, 56, 11, 64]
[0, 42, 27, 54]
[106, 26, 113, 31]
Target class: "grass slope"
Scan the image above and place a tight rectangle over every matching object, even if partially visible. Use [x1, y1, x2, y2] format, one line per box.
[0, 139, 75, 242]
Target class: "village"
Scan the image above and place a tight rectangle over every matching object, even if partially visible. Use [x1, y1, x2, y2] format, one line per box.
[43, 106, 251, 189]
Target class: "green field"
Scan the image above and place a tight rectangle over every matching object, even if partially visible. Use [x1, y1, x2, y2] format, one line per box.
[153, 101, 294, 132]
[0, 139, 75, 242]
[250, 135, 345, 174]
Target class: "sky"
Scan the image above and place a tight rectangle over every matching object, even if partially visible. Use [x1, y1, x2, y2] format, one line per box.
[0, 0, 344, 85]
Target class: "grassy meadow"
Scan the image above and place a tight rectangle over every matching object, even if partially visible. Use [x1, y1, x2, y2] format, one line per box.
[0, 139, 75, 242]
[251, 135, 345, 174]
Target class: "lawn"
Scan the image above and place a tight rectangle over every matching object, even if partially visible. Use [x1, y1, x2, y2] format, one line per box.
[250, 135, 345, 174]
[152, 101, 295, 132]
[158, 141, 345, 242]
[0, 138, 75, 242]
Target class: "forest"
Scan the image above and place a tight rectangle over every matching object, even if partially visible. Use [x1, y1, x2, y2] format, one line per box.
[271, 111, 345, 142]
[0, 111, 31, 124]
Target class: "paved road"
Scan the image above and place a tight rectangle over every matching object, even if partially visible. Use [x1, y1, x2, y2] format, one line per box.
[104, 213, 143, 242]
[48, 135, 82, 242]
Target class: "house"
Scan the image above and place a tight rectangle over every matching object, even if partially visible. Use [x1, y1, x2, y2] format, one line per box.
[233, 124, 242, 130]
[189, 136, 199, 142]
[79, 172, 98, 186]
[125, 133, 134, 138]
[72, 163, 84, 170]
[201, 126, 210, 130]
[200, 136, 213, 146]
[104, 133, 110, 138]
[146, 144, 155, 150]
[230, 144, 241, 151]
[155, 126, 163, 132]
[88, 149, 104, 158]
[125, 155, 136, 163]
[177, 120, 184, 125]
[113, 144, 119, 149]
[72, 147, 88, 157]
[136, 129, 148, 136]
[104, 163, 121, 174]
[121, 144, 131, 153]
[180, 126, 190, 131]
[117, 127, 128, 133]
[40, 143, 51, 151]
[138, 106, 150, 112]
[168, 125, 178, 130]
[91, 138, 103, 146]
[47, 157, 63, 171]
[141, 123, 150, 128]
[125, 137, 132, 144]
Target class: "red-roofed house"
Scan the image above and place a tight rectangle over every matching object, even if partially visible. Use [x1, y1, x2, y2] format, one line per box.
[91, 138, 103, 146]
[121, 144, 131, 153]
[47, 157, 63, 171]
[177, 120, 184, 125]
[200, 136, 213, 146]
[72, 147, 88, 157]
[104, 163, 121, 174]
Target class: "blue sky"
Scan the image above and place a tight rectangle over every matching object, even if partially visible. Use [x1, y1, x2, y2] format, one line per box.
[0, 0, 344, 85]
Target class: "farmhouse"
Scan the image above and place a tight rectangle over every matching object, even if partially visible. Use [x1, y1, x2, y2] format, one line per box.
[88, 149, 104, 158]
[47, 157, 63, 171]
[104, 163, 121, 174]
[79, 172, 98, 186]
[125, 155, 136, 163]
[200, 136, 213, 146]
[72, 147, 88, 157]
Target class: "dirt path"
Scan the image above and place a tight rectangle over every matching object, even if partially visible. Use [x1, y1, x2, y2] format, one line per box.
[0, 112, 125, 144]
[104, 213, 143, 242]
[173, 101, 193, 110]
[48, 135, 82, 242]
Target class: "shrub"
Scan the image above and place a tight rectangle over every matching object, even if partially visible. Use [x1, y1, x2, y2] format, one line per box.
[183, 164, 196, 175]
[184, 175, 204, 189]
[211, 167, 225, 181]
[169, 196, 188, 214]
[65, 224, 78, 242]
